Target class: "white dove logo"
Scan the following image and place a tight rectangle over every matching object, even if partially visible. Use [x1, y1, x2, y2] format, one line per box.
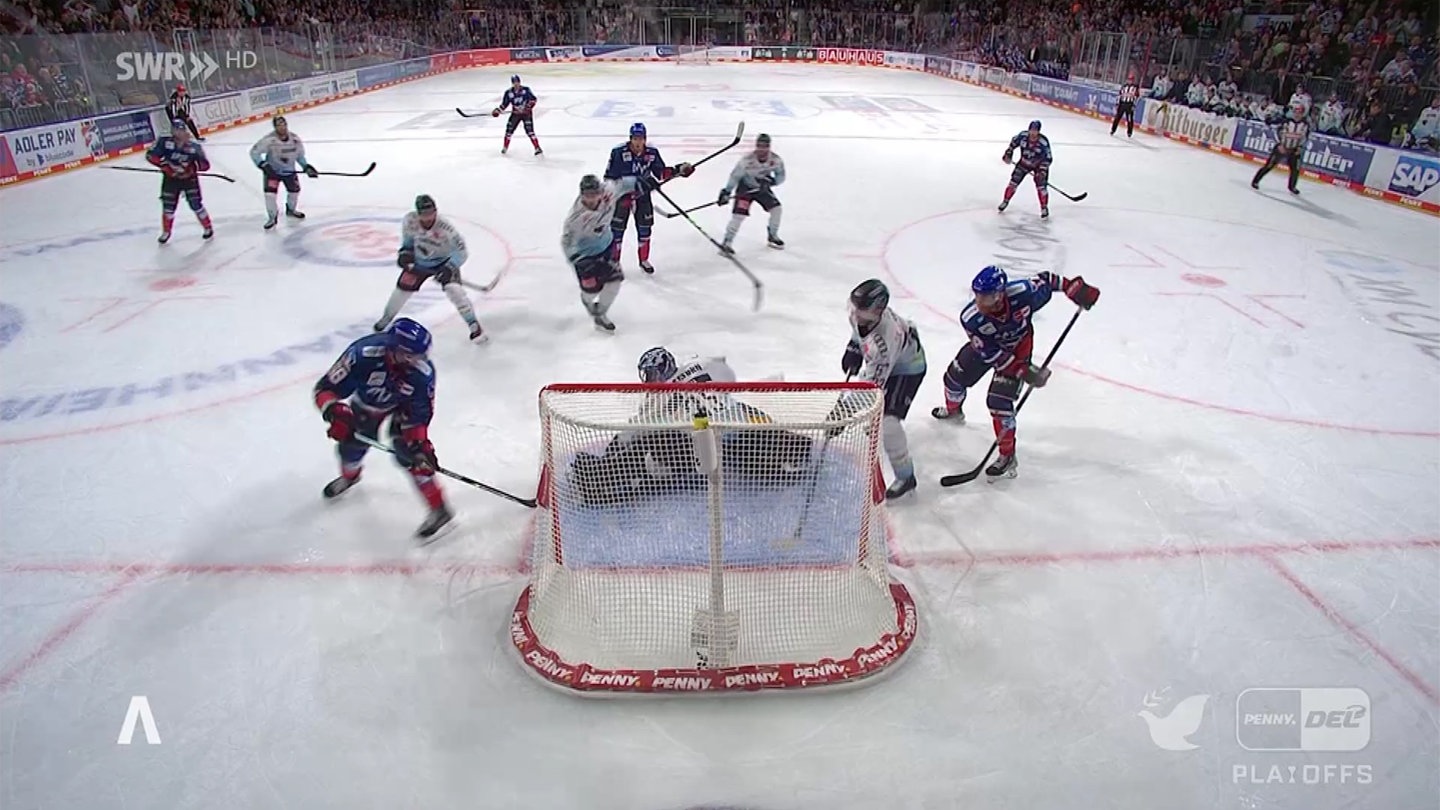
[1138, 690, 1210, 751]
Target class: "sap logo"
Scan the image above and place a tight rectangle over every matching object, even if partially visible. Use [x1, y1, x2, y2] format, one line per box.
[1389, 156, 1440, 196]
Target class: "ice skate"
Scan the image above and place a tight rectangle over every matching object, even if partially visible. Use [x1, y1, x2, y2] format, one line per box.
[534, 146, 543, 156]
[1251, 179, 1260, 189]
[986, 453, 1018, 480]
[263, 214, 278, 230]
[285, 206, 305, 220]
[416, 504, 454, 542]
[719, 241, 735, 256]
[639, 260, 655, 275]
[1041, 206, 1050, 219]
[885, 475, 917, 500]
[1289, 186, 1300, 195]
[766, 233, 785, 249]
[157, 230, 172, 244]
[470, 322, 489, 344]
[323, 474, 360, 499]
[592, 313, 616, 333]
[501, 145, 508, 155]
[997, 199, 1009, 212]
[202, 225, 214, 240]
[931, 403, 965, 422]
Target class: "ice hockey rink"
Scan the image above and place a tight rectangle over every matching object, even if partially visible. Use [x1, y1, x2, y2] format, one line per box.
[2, 59, 1437, 809]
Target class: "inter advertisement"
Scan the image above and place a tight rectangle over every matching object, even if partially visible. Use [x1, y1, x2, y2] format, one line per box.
[1232, 120, 1375, 184]
[1029, 75, 1082, 106]
[94, 110, 155, 152]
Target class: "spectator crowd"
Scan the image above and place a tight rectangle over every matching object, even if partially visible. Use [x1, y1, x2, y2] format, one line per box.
[1, 0, 1436, 152]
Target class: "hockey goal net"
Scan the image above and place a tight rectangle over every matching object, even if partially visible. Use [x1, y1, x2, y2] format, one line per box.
[511, 382, 916, 694]
[673, 44, 711, 65]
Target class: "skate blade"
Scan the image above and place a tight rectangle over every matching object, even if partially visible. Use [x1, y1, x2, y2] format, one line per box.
[416, 517, 459, 547]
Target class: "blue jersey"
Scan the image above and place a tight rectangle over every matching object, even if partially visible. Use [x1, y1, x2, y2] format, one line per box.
[1005, 132, 1053, 169]
[500, 85, 537, 114]
[315, 333, 436, 430]
[960, 276, 1055, 371]
[145, 136, 208, 177]
[604, 143, 668, 194]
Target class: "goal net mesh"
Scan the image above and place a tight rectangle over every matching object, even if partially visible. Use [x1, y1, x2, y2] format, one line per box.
[511, 382, 916, 694]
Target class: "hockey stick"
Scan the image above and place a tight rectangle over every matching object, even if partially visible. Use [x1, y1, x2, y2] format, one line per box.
[938, 307, 1084, 487]
[105, 165, 236, 183]
[779, 374, 854, 549]
[455, 107, 488, 118]
[354, 434, 537, 508]
[1050, 185, 1087, 202]
[459, 274, 502, 294]
[660, 120, 744, 186]
[315, 162, 377, 177]
[657, 200, 719, 219]
[652, 183, 764, 312]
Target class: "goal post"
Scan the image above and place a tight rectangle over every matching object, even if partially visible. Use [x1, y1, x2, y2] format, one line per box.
[673, 44, 711, 65]
[510, 381, 918, 694]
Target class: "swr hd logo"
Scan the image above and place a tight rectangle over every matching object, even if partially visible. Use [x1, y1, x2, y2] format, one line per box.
[1236, 687, 1370, 752]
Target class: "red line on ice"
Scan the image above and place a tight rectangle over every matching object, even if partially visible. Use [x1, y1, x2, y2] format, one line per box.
[1263, 555, 1439, 705]
[0, 569, 143, 693]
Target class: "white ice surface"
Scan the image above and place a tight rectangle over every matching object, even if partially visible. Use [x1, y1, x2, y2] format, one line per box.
[1, 62, 1437, 810]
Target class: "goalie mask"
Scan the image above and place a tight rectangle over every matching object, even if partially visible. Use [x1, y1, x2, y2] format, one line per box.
[637, 346, 677, 383]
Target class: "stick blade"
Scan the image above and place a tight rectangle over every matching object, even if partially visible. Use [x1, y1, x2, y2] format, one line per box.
[939, 470, 983, 487]
[1071, 192, 1088, 201]
[734, 120, 745, 143]
[359, 162, 377, 176]
[751, 280, 764, 312]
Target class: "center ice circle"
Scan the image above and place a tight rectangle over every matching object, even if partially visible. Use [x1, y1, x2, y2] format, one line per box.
[881, 208, 1439, 436]
[0, 213, 514, 443]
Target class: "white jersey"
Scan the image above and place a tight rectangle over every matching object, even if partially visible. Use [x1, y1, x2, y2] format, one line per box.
[249, 131, 307, 176]
[1317, 100, 1345, 133]
[1412, 105, 1440, 141]
[723, 150, 787, 194]
[401, 212, 468, 271]
[668, 355, 737, 384]
[850, 307, 925, 386]
[561, 176, 639, 261]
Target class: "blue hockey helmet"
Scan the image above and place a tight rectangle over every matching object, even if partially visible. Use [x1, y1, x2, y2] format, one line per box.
[973, 265, 1008, 294]
[630, 122, 647, 139]
[171, 118, 189, 133]
[1028, 119, 1042, 131]
[388, 318, 432, 356]
[637, 346, 677, 383]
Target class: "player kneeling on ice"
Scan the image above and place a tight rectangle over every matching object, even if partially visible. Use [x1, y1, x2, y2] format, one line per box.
[561, 173, 651, 333]
[998, 120, 1053, 219]
[931, 266, 1099, 479]
[249, 115, 318, 229]
[145, 119, 214, 243]
[568, 347, 812, 506]
[837, 280, 927, 500]
[373, 194, 486, 344]
[717, 133, 786, 254]
[313, 318, 454, 540]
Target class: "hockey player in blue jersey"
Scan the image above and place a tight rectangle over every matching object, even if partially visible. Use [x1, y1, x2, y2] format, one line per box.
[931, 266, 1099, 479]
[313, 318, 454, 540]
[144, 119, 213, 243]
[492, 74, 541, 155]
[999, 120, 1054, 218]
[603, 122, 695, 274]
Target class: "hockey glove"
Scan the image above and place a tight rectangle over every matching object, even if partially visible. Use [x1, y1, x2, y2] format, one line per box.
[397, 249, 416, 270]
[323, 402, 357, 442]
[304, 164, 319, 178]
[491, 108, 502, 117]
[403, 439, 438, 475]
[841, 340, 863, 376]
[636, 173, 659, 193]
[717, 188, 731, 206]
[1042, 272, 1100, 310]
[676, 162, 695, 177]
[1020, 364, 1051, 388]
[1002, 150, 1014, 165]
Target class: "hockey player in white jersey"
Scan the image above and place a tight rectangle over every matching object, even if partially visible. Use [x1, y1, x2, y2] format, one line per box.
[839, 279, 927, 500]
[373, 194, 486, 344]
[717, 133, 786, 254]
[249, 116, 317, 229]
[562, 173, 644, 332]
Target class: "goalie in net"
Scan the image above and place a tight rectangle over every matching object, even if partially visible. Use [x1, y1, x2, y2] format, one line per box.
[570, 348, 811, 505]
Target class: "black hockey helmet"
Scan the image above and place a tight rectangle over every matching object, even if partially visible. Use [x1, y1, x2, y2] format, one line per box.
[756, 133, 771, 146]
[850, 279, 890, 312]
[579, 174, 602, 194]
[273, 115, 287, 127]
[415, 194, 437, 213]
